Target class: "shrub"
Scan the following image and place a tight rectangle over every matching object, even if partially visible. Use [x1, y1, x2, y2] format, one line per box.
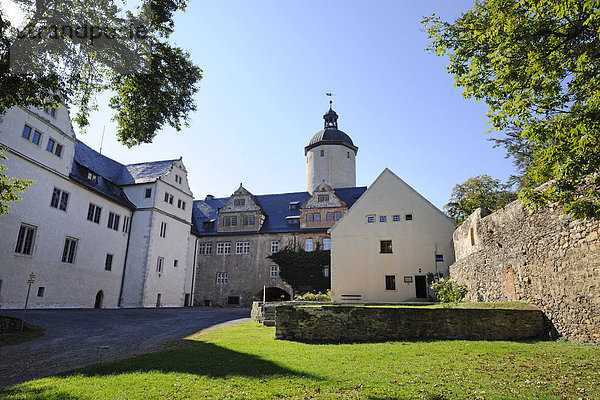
[430, 277, 468, 307]
[295, 289, 331, 302]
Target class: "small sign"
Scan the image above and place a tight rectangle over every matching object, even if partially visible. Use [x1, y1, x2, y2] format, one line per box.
[27, 273, 36, 284]
[404, 276, 413, 283]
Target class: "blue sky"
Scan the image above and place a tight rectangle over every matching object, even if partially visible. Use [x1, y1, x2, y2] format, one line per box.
[77, 1, 513, 209]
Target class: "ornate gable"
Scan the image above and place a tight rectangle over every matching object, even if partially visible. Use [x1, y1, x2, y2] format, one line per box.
[217, 184, 265, 232]
[303, 180, 346, 209]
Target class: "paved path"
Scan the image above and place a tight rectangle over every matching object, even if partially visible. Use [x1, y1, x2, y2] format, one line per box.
[0, 308, 250, 389]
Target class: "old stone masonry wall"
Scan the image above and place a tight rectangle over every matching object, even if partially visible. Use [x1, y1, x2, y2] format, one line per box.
[450, 202, 600, 343]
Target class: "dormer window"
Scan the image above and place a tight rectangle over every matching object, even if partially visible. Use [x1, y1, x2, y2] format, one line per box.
[234, 199, 245, 206]
[318, 195, 329, 202]
[87, 171, 98, 184]
[289, 201, 300, 210]
[286, 216, 300, 225]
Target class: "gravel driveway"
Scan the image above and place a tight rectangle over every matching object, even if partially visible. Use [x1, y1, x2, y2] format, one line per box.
[0, 307, 250, 389]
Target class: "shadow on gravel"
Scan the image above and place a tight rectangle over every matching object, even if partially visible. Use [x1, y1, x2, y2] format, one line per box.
[0, 339, 318, 398]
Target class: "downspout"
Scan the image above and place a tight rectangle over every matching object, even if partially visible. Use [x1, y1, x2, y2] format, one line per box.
[189, 236, 199, 306]
[118, 213, 134, 307]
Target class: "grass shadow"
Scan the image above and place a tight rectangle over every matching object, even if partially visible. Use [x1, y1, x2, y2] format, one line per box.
[0, 323, 45, 347]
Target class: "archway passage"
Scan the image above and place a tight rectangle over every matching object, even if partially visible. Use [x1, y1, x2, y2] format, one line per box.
[94, 290, 104, 309]
[256, 287, 291, 302]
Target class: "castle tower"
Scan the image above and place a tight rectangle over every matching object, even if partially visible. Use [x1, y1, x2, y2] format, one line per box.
[305, 102, 358, 193]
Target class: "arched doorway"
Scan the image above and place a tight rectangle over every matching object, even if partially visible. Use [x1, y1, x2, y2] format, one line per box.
[255, 287, 291, 302]
[94, 290, 104, 309]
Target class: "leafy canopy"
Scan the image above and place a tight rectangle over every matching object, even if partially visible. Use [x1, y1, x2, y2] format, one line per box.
[0, 150, 33, 214]
[424, 0, 600, 218]
[0, 0, 202, 146]
[444, 175, 517, 224]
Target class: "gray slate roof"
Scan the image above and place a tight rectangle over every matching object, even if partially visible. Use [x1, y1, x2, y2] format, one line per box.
[191, 186, 367, 236]
[71, 140, 179, 208]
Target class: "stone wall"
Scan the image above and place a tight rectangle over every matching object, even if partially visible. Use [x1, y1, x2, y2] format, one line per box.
[450, 201, 600, 343]
[275, 305, 547, 342]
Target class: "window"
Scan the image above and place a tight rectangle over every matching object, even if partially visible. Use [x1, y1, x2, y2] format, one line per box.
[367, 215, 375, 223]
[46, 138, 55, 152]
[160, 222, 167, 238]
[236, 241, 244, 254]
[164, 192, 173, 204]
[327, 212, 334, 221]
[318, 195, 329, 202]
[393, 215, 400, 222]
[271, 241, 279, 253]
[286, 217, 299, 224]
[347, 151, 350, 158]
[108, 212, 120, 231]
[231, 216, 237, 226]
[242, 216, 249, 225]
[216, 272, 228, 284]
[243, 241, 250, 254]
[314, 213, 321, 221]
[335, 212, 341, 221]
[224, 216, 230, 226]
[228, 296, 239, 305]
[234, 199, 245, 206]
[289, 201, 299, 210]
[270, 265, 279, 278]
[174, 259, 179, 268]
[199, 243, 213, 255]
[87, 203, 102, 223]
[44, 107, 56, 117]
[307, 214, 313, 222]
[37, 287, 45, 297]
[123, 216, 130, 233]
[405, 214, 413, 221]
[32, 130, 42, 145]
[182, 201, 186, 210]
[54, 143, 63, 157]
[15, 224, 36, 255]
[217, 242, 231, 255]
[175, 174, 182, 184]
[248, 216, 255, 225]
[61, 237, 78, 263]
[50, 188, 69, 211]
[105, 254, 113, 271]
[380, 240, 393, 254]
[178, 199, 182, 208]
[323, 267, 330, 277]
[22, 125, 32, 140]
[320, 150, 325, 157]
[323, 238, 331, 250]
[436, 254, 444, 262]
[305, 238, 314, 252]
[385, 275, 396, 291]
[156, 257, 164, 273]
[380, 216, 387, 222]
[145, 188, 152, 198]
[87, 171, 98, 184]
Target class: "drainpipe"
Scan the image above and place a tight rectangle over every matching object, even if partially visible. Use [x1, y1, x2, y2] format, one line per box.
[189, 236, 199, 306]
[118, 213, 134, 307]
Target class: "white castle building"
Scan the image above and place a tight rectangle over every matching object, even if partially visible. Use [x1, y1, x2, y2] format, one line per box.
[0, 103, 455, 309]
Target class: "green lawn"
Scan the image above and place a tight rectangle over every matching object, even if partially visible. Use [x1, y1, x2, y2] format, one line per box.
[2, 322, 599, 399]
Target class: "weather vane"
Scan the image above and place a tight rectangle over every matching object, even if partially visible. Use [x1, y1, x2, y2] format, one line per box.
[325, 92, 334, 107]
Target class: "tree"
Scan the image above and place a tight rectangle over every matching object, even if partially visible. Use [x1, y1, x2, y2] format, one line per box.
[0, 151, 33, 214]
[268, 246, 330, 294]
[444, 175, 517, 225]
[1, 0, 202, 146]
[424, 0, 600, 218]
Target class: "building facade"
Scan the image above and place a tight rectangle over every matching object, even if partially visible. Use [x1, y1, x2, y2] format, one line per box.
[0, 106, 195, 309]
[329, 168, 456, 302]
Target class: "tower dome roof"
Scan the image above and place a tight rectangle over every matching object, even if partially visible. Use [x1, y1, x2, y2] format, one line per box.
[305, 103, 358, 155]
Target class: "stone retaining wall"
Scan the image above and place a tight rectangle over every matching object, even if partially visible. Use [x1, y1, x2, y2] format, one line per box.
[275, 305, 547, 342]
[451, 202, 600, 343]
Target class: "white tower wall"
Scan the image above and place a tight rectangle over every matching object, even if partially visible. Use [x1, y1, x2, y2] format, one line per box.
[306, 144, 356, 193]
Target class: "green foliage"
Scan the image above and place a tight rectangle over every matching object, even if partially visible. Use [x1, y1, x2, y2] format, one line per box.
[0, 0, 201, 146]
[430, 277, 469, 307]
[424, 0, 600, 218]
[3, 322, 599, 399]
[0, 150, 33, 215]
[295, 289, 331, 302]
[268, 246, 330, 294]
[444, 174, 517, 224]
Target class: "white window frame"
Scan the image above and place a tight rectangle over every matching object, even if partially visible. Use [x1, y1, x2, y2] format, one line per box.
[50, 187, 69, 212]
[61, 237, 78, 264]
[156, 257, 164, 273]
[236, 241, 244, 254]
[271, 240, 279, 253]
[323, 238, 331, 250]
[270, 265, 279, 278]
[305, 238, 314, 252]
[15, 224, 36, 255]
[216, 272, 228, 284]
[160, 222, 167, 238]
